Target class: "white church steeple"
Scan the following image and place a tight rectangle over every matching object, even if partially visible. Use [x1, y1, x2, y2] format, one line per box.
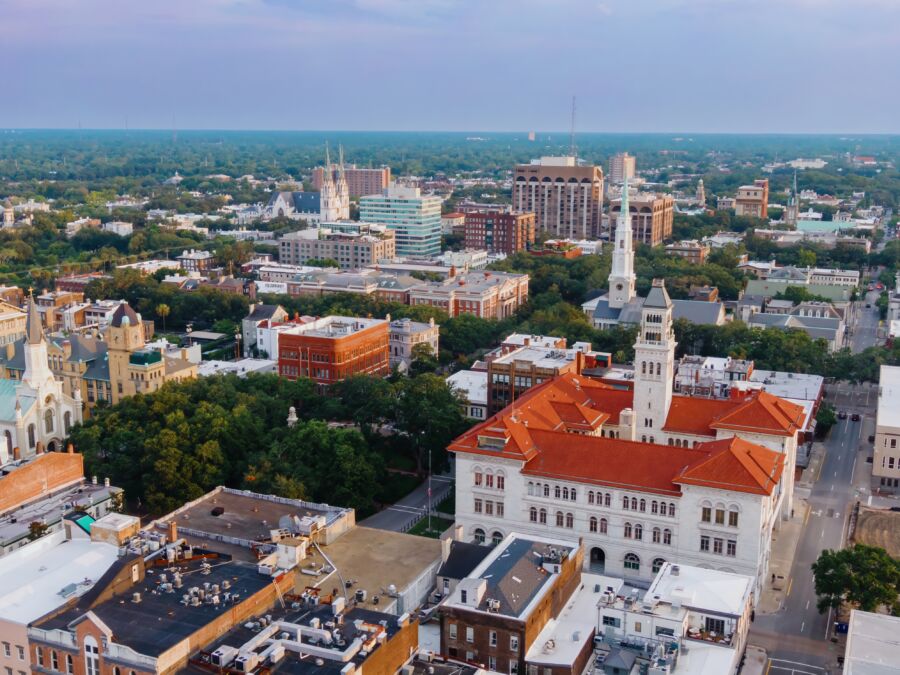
[632, 279, 676, 443]
[319, 144, 350, 222]
[21, 295, 55, 395]
[608, 176, 636, 309]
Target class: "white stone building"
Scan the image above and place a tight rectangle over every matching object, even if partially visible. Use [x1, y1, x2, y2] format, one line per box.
[0, 299, 83, 461]
[449, 281, 805, 599]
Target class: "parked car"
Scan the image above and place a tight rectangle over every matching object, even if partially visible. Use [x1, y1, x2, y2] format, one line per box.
[838, 410, 848, 419]
[851, 413, 861, 421]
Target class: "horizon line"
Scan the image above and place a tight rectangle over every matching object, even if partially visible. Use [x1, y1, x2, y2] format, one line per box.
[2, 127, 899, 137]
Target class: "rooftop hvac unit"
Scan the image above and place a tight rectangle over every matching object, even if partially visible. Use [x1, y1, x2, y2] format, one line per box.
[355, 589, 367, 603]
[131, 592, 141, 604]
[234, 653, 259, 673]
[211, 646, 239, 668]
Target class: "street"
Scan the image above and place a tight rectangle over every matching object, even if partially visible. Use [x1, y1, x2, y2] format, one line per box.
[849, 289, 882, 353]
[360, 474, 454, 532]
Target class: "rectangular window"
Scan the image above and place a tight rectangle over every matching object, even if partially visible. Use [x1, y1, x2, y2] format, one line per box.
[701, 507, 711, 523]
[35, 648, 44, 668]
[715, 509, 725, 525]
[466, 627, 474, 643]
[449, 624, 457, 640]
[602, 616, 621, 628]
[510, 635, 519, 652]
[634, 621, 642, 632]
[2, 643, 9, 658]
[51, 652, 58, 672]
[466, 651, 474, 663]
[489, 657, 497, 671]
[728, 511, 739, 527]
[474, 498, 482, 514]
[727, 540, 737, 557]
[16, 647, 24, 661]
[713, 538, 723, 555]
[496, 502, 504, 518]
[490, 631, 497, 647]
[485, 501, 493, 516]
[705, 617, 725, 634]
[700, 535, 710, 552]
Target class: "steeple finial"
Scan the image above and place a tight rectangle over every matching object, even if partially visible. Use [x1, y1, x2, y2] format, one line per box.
[620, 175, 630, 222]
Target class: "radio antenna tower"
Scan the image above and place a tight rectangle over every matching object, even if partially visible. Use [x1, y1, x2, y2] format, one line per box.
[569, 95, 577, 159]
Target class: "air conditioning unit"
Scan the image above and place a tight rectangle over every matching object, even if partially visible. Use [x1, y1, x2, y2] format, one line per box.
[211, 646, 239, 668]
[234, 653, 259, 673]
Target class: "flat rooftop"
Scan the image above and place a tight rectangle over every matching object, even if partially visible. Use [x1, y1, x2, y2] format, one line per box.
[748, 369, 824, 402]
[291, 316, 386, 339]
[844, 610, 900, 674]
[187, 604, 407, 675]
[492, 346, 577, 369]
[301, 526, 441, 613]
[0, 530, 120, 624]
[39, 553, 270, 658]
[155, 488, 349, 544]
[0, 480, 121, 548]
[878, 365, 900, 429]
[446, 370, 487, 406]
[646, 562, 751, 617]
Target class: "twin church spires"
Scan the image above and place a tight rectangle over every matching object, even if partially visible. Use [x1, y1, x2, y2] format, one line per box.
[319, 144, 350, 222]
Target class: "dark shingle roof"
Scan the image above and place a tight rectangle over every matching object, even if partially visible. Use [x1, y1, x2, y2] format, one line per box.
[437, 542, 491, 581]
[110, 303, 139, 327]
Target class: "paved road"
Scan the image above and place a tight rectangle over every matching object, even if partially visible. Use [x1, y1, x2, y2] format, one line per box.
[751, 419, 864, 673]
[361, 474, 454, 531]
[849, 290, 882, 353]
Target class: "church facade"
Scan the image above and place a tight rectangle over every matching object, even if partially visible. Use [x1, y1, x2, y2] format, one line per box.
[0, 298, 82, 464]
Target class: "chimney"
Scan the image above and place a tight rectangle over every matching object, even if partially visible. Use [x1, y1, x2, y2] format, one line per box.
[441, 536, 453, 563]
[67, 443, 74, 454]
[168, 521, 178, 542]
[524, 337, 530, 347]
[576, 350, 585, 375]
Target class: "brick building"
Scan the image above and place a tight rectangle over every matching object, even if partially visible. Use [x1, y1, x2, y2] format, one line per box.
[463, 210, 535, 255]
[277, 316, 389, 385]
[279, 226, 396, 270]
[512, 157, 604, 239]
[312, 164, 391, 197]
[609, 192, 674, 246]
[439, 534, 588, 675]
[665, 239, 710, 264]
[734, 179, 769, 219]
[409, 271, 529, 320]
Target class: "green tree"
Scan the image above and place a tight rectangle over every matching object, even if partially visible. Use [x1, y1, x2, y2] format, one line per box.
[811, 544, 900, 613]
[156, 303, 170, 332]
[394, 374, 468, 474]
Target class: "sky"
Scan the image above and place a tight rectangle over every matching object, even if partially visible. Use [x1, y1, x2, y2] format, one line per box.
[3, 0, 899, 133]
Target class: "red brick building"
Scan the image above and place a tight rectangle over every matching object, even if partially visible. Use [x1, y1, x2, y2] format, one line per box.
[312, 165, 391, 197]
[277, 316, 390, 385]
[464, 210, 535, 254]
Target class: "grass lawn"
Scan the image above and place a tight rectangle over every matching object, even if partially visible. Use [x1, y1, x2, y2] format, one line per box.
[408, 515, 454, 539]
[435, 490, 455, 515]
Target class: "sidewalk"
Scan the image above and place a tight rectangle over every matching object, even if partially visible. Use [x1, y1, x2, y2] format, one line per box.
[757, 496, 809, 614]
[741, 646, 768, 675]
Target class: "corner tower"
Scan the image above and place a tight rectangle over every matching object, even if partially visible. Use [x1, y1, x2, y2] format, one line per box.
[632, 279, 676, 443]
[107, 303, 144, 404]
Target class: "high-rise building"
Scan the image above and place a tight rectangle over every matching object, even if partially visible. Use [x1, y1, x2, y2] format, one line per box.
[735, 179, 769, 219]
[359, 183, 442, 256]
[312, 165, 391, 197]
[608, 191, 674, 246]
[463, 209, 535, 254]
[512, 157, 604, 239]
[608, 152, 636, 184]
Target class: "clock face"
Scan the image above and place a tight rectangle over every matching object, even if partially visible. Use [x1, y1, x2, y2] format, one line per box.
[616, 283, 623, 291]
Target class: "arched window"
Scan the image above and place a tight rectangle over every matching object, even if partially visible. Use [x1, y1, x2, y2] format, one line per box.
[530, 507, 538, 522]
[3, 430, 11, 457]
[527, 481, 534, 496]
[652, 558, 666, 574]
[663, 529, 672, 545]
[652, 527, 661, 543]
[649, 436, 655, 444]
[565, 512, 574, 528]
[641, 435, 647, 443]
[474, 469, 483, 486]
[555, 485, 561, 499]
[113, 668, 121, 675]
[474, 528, 486, 544]
[604, 493, 611, 507]
[600, 518, 608, 534]
[641, 361, 647, 375]
[27, 424, 35, 449]
[492, 531, 503, 546]
[539, 508, 547, 524]
[631, 497, 638, 510]
[668, 503, 676, 517]
[562, 487, 569, 500]
[728, 507, 740, 527]
[588, 491, 595, 505]
[570, 488, 576, 501]
[556, 511, 564, 527]
[656, 362, 662, 376]
[496, 472, 505, 491]
[543, 484, 550, 497]
[44, 409, 54, 434]
[623, 495, 629, 509]
[634, 524, 643, 540]
[66, 655, 73, 675]
[624, 553, 640, 571]
[668, 438, 674, 446]
[589, 516, 598, 533]
[485, 470, 494, 489]
[651, 501, 659, 514]
[83, 637, 100, 675]
[639, 499, 646, 512]
[624, 522, 632, 538]
[64, 411, 71, 434]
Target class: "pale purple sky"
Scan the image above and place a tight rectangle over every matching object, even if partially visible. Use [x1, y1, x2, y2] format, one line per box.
[3, 0, 899, 133]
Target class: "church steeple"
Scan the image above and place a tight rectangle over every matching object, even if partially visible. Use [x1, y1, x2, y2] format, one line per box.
[26, 294, 43, 344]
[608, 176, 636, 309]
[632, 279, 676, 443]
[22, 294, 54, 393]
[319, 144, 350, 222]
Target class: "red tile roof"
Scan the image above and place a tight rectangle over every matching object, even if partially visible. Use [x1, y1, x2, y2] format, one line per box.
[709, 391, 806, 437]
[675, 437, 784, 495]
[663, 396, 738, 436]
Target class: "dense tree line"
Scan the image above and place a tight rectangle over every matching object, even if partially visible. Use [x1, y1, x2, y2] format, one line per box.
[70, 372, 469, 517]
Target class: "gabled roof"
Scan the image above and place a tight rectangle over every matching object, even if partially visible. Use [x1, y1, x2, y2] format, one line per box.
[663, 396, 740, 436]
[709, 391, 806, 437]
[674, 437, 784, 495]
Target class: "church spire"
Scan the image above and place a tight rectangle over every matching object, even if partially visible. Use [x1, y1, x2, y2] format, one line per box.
[26, 294, 43, 345]
[607, 176, 636, 309]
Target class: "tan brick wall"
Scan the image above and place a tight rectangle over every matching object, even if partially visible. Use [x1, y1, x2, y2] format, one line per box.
[0, 452, 84, 515]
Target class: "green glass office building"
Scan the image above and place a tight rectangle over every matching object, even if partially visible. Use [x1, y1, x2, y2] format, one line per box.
[359, 184, 442, 257]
